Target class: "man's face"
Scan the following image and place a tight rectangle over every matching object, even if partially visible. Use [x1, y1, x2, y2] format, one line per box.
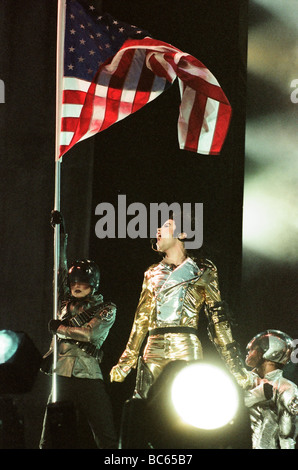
[245, 347, 263, 368]
[70, 282, 91, 298]
[156, 219, 177, 252]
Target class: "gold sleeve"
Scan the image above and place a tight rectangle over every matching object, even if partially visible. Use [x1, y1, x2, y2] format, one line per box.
[200, 260, 233, 346]
[203, 261, 252, 389]
[199, 260, 233, 346]
[110, 271, 153, 382]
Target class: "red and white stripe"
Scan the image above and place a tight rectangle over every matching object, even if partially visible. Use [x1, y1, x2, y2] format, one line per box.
[59, 37, 231, 159]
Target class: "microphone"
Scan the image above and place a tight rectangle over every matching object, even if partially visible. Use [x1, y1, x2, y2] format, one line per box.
[150, 238, 159, 252]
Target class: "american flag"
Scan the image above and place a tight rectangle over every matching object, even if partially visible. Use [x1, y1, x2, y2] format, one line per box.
[58, 0, 232, 159]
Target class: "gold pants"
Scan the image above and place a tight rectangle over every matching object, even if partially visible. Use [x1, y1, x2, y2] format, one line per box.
[135, 333, 203, 398]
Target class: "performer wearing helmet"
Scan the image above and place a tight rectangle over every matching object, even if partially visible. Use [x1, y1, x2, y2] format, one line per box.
[110, 213, 251, 399]
[40, 211, 117, 449]
[245, 329, 298, 449]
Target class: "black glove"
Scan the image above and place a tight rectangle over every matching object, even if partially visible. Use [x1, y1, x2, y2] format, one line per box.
[50, 210, 65, 233]
[48, 319, 63, 334]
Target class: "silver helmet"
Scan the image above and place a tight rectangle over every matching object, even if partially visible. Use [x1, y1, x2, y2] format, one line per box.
[246, 329, 293, 365]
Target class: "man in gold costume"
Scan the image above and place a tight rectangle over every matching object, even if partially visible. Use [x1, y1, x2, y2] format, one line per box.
[110, 214, 251, 398]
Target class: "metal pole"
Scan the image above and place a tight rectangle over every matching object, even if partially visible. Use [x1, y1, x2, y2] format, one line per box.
[52, 0, 66, 403]
[52, 162, 61, 403]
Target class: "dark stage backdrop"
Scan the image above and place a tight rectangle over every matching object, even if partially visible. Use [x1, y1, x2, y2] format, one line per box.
[2, 0, 287, 449]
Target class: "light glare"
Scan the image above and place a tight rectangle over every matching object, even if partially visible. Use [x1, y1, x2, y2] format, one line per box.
[171, 363, 239, 430]
[0, 330, 20, 364]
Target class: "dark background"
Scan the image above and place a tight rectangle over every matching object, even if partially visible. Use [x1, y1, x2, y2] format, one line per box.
[0, 0, 297, 449]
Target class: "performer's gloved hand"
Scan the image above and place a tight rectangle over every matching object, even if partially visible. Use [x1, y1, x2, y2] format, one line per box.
[48, 319, 63, 334]
[110, 364, 132, 382]
[50, 210, 65, 233]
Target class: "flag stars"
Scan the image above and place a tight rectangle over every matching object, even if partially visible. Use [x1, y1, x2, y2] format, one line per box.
[64, 6, 147, 83]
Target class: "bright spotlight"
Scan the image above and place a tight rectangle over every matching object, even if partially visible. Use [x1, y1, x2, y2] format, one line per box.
[0, 330, 41, 394]
[0, 330, 20, 364]
[171, 362, 239, 430]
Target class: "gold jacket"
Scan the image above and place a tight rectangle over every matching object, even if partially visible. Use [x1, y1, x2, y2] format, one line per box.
[110, 257, 250, 389]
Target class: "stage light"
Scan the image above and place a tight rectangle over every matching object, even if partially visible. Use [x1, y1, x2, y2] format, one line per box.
[0, 330, 41, 394]
[171, 362, 239, 430]
[0, 330, 42, 448]
[242, 123, 298, 264]
[120, 360, 251, 449]
[0, 330, 21, 364]
[243, 0, 298, 264]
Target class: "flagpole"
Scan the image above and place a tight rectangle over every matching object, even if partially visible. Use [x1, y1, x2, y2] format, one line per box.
[52, 0, 66, 403]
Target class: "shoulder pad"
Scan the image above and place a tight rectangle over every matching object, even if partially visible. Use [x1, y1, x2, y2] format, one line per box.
[144, 263, 160, 279]
[198, 258, 217, 271]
